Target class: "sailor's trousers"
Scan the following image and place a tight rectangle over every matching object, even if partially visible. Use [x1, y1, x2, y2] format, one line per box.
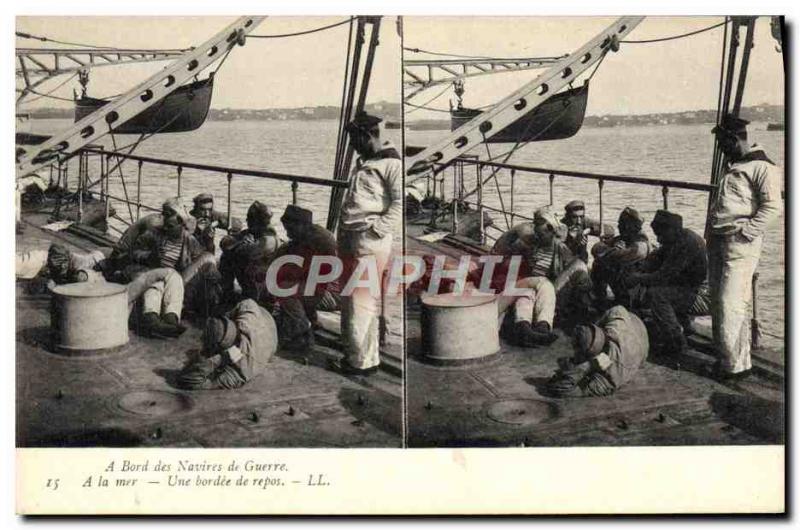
[129, 267, 184, 318]
[496, 276, 556, 326]
[708, 233, 763, 374]
[338, 229, 392, 370]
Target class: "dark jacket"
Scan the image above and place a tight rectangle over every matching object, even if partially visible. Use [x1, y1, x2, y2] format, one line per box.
[272, 224, 338, 295]
[639, 228, 707, 289]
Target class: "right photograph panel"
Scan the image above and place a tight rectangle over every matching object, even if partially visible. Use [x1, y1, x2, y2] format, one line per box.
[402, 16, 785, 447]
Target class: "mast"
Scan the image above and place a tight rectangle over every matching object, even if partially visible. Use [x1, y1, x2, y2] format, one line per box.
[326, 16, 383, 232]
[705, 17, 757, 237]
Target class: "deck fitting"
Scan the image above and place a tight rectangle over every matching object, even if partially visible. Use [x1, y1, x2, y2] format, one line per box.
[486, 399, 558, 426]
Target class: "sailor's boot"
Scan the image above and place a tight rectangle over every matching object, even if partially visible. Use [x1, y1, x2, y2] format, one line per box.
[161, 312, 187, 337]
[515, 321, 559, 348]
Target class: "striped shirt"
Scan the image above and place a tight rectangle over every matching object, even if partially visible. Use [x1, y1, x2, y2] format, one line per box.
[158, 238, 183, 269]
[528, 246, 553, 278]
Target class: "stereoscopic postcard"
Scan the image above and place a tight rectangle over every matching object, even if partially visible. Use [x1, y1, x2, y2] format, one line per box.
[13, 12, 786, 515]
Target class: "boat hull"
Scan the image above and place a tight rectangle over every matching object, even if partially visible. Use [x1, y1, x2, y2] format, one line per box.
[74, 77, 213, 135]
[450, 83, 589, 143]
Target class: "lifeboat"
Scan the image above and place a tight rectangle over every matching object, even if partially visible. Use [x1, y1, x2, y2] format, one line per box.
[74, 76, 214, 135]
[450, 83, 589, 143]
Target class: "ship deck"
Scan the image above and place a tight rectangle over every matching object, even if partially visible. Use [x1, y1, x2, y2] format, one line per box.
[405, 221, 785, 447]
[16, 211, 402, 448]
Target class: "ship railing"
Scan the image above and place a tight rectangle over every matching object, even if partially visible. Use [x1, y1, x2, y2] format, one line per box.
[434, 156, 767, 351]
[65, 146, 349, 236]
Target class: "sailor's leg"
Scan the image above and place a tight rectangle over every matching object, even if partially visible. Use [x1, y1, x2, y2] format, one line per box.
[340, 232, 392, 370]
[714, 237, 762, 374]
[277, 297, 312, 343]
[530, 276, 556, 327]
[127, 268, 178, 313]
[181, 252, 216, 284]
[646, 286, 694, 356]
[160, 268, 185, 317]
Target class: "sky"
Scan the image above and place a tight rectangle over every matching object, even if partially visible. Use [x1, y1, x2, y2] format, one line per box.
[16, 16, 402, 110]
[402, 16, 785, 118]
[15, 16, 785, 117]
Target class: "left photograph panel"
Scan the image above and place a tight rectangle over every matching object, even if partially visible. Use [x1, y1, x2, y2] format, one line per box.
[15, 16, 404, 448]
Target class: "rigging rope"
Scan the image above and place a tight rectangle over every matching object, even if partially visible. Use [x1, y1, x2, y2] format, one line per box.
[18, 71, 78, 103]
[250, 17, 354, 38]
[404, 83, 452, 115]
[15, 31, 189, 52]
[403, 47, 565, 62]
[621, 20, 728, 44]
[22, 87, 74, 103]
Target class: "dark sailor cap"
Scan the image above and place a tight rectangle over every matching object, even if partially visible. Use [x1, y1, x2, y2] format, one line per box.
[564, 200, 585, 213]
[281, 204, 313, 224]
[193, 192, 214, 206]
[651, 209, 683, 231]
[345, 111, 383, 133]
[247, 200, 273, 223]
[619, 206, 643, 224]
[712, 114, 749, 137]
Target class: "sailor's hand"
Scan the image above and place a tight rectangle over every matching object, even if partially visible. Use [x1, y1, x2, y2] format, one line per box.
[579, 233, 589, 247]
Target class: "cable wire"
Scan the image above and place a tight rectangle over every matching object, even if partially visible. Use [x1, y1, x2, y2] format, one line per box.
[403, 46, 564, 62]
[621, 20, 728, 44]
[18, 72, 78, 104]
[15, 31, 189, 52]
[250, 17, 355, 38]
[404, 83, 452, 115]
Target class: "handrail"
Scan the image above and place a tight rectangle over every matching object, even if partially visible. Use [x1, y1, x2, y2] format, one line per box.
[82, 147, 350, 189]
[460, 158, 715, 193]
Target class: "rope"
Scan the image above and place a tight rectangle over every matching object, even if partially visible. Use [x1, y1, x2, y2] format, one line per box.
[403, 47, 496, 60]
[22, 87, 74, 102]
[15, 31, 189, 52]
[621, 20, 727, 44]
[250, 17, 354, 38]
[404, 101, 451, 113]
[403, 47, 564, 62]
[18, 71, 78, 103]
[404, 84, 452, 115]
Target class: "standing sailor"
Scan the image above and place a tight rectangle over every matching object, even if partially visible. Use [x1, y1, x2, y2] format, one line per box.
[335, 111, 402, 375]
[708, 115, 782, 380]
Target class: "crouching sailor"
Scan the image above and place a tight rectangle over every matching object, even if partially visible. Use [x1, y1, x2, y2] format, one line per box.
[177, 299, 278, 390]
[545, 305, 648, 397]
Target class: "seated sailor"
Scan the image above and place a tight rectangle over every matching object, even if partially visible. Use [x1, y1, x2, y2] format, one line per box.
[561, 199, 614, 263]
[125, 200, 220, 334]
[545, 305, 649, 397]
[219, 200, 281, 302]
[177, 298, 278, 390]
[108, 196, 195, 276]
[621, 210, 709, 357]
[190, 192, 242, 254]
[270, 204, 339, 348]
[18, 243, 106, 291]
[492, 206, 590, 346]
[590, 206, 651, 307]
